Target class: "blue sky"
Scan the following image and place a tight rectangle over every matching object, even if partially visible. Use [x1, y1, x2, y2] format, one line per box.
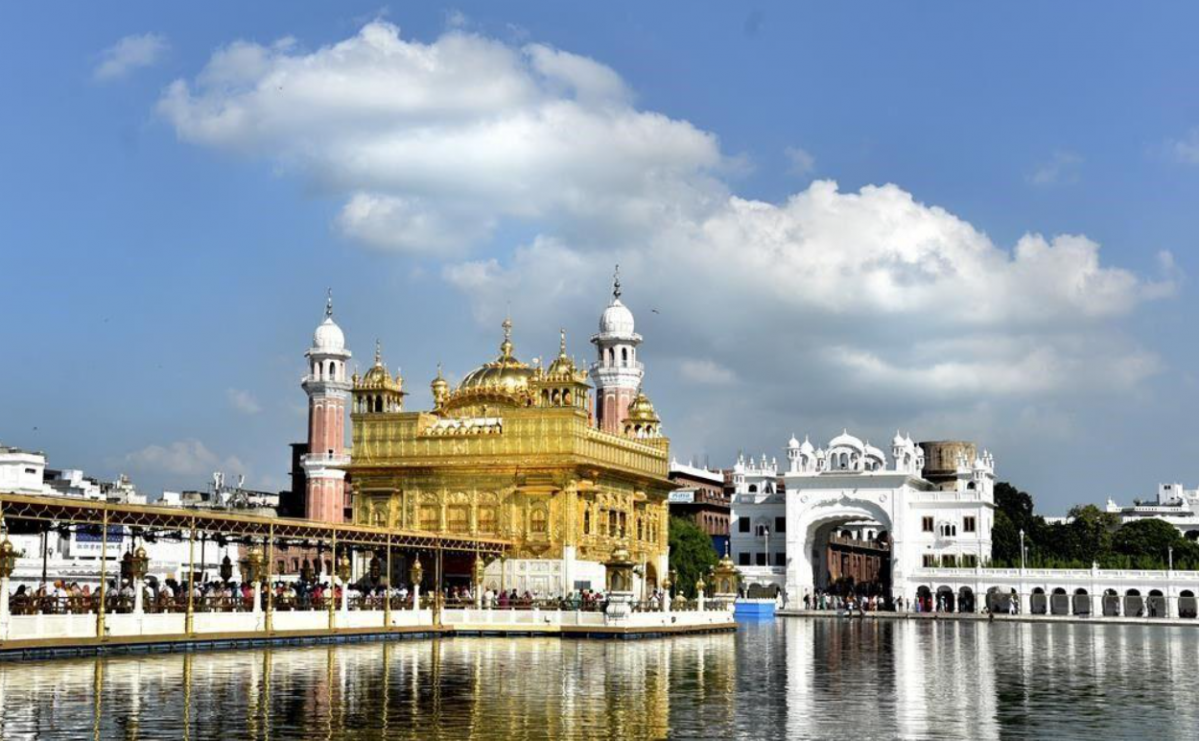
[1, 2, 1195, 514]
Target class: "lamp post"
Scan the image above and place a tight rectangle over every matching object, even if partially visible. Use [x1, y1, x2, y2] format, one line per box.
[130, 545, 149, 615]
[242, 547, 263, 615]
[409, 556, 424, 613]
[0, 535, 20, 632]
[336, 549, 352, 613]
[1018, 528, 1027, 615]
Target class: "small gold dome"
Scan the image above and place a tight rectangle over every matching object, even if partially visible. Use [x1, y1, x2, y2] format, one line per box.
[546, 328, 577, 376]
[624, 389, 660, 425]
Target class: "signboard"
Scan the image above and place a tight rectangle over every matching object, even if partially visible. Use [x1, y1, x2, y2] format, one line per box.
[668, 491, 695, 504]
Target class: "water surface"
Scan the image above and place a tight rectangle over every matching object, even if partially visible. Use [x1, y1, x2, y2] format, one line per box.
[0, 620, 1194, 740]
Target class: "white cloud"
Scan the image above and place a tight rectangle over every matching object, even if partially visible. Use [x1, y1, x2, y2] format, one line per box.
[94, 33, 168, 81]
[784, 146, 815, 176]
[159, 22, 723, 255]
[227, 388, 262, 414]
[1155, 128, 1198, 165]
[1029, 150, 1083, 186]
[162, 22, 1176, 468]
[121, 439, 246, 478]
[679, 358, 738, 385]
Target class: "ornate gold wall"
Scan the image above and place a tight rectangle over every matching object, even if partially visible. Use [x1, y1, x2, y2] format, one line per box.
[348, 405, 672, 569]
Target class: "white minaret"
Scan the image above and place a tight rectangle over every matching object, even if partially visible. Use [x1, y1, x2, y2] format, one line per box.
[590, 266, 644, 435]
[301, 291, 352, 522]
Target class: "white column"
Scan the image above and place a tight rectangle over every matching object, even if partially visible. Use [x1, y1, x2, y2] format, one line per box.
[411, 583, 420, 612]
[252, 582, 262, 614]
[1090, 592, 1102, 617]
[1167, 592, 1178, 619]
[0, 576, 9, 641]
[134, 579, 144, 615]
[697, 589, 706, 612]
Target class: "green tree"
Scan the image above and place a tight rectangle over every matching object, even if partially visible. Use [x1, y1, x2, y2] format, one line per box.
[668, 516, 718, 598]
[991, 509, 1021, 565]
[1112, 519, 1197, 568]
[1060, 504, 1120, 564]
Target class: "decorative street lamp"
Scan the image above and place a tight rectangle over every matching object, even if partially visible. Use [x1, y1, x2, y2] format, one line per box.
[300, 558, 315, 584]
[369, 554, 382, 584]
[336, 550, 352, 583]
[1019, 529, 1026, 571]
[219, 555, 233, 584]
[0, 536, 20, 623]
[131, 546, 149, 581]
[242, 548, 264, 585]
[409, 556, 424, 612]
[0, 537, 19, 579]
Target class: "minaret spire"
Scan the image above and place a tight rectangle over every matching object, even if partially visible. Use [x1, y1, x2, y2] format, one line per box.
[374, 338, 382, 365]
[325, 288, 334, 318]
[612, 264, 621, 300]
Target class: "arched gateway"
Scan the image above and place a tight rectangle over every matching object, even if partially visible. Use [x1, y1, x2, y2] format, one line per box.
[731, 431, 996, 608]
[789, 495, 897, 600]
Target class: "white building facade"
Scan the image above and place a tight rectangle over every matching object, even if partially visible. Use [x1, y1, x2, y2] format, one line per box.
[1106, 483, 1199, 539]
[730, 431, 996, 604]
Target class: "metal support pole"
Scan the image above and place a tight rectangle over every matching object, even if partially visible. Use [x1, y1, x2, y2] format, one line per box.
[328, 529, 337, 631]
[384, 534, 393, 629]
[97, 506, 109, 639]
[185, 517, 196, 635]
[265, 524, 275, 633]
[435, 546, 443, 627]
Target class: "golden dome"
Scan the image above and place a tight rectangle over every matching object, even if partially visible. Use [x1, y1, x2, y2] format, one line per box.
[444, 318, 535, 411]
[546, 328, 578, 377]
[356, 340, 402, 392]
[624, 389, 660, 425]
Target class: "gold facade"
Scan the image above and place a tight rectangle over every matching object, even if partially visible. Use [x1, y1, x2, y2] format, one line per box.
[347, 322, 671, 574]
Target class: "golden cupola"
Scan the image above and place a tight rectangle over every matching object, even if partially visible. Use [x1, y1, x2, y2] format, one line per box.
[352, 340, 406, 414]
[622, 387, 662, 438]
[534, 329, 591, 410]
[430, 363, 450, 409]
[441, 318, 536, 415]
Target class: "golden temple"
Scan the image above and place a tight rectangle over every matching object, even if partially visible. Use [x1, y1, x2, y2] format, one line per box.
[346, 292, 671, 596]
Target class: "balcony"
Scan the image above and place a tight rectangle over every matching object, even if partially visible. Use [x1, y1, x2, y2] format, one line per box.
[302, 452, 351, 468]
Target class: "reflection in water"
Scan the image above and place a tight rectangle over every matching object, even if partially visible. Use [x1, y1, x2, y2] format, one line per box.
[0, 622, 1193, 740]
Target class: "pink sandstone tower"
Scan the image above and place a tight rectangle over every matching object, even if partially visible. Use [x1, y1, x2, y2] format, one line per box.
[590, 266, 644, 434]
[301, 291, 352, 522]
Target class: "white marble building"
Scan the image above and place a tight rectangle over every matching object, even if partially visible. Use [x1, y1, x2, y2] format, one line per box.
[1106, 483, 1199, 539]
[729, 431, 996, 602]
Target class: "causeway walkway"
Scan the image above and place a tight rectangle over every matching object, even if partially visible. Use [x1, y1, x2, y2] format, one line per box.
[777, 609, 1198, 628]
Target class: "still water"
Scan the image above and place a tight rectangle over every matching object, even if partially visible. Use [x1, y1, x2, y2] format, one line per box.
[0, 620, 1195, 740]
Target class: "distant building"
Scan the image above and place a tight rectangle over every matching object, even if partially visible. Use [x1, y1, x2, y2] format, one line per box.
[668, 459, 730, 556]
[1106, 483, 1199, 539]
[728, 454, 787, 592]
[0, 445, 50, 495]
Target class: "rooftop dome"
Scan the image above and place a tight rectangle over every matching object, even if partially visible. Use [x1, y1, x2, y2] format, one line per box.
[450, 318, 535, 405]
[787, 434, 800, 449]
[829, 429, 865, 452]
[599, 299, 635, 336]
[312, 292, 347, 353]
[864, 442, 887, 461]
[800, 436, 815, 454]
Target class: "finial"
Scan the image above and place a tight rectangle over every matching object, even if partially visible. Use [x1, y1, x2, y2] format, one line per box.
[436, 362, 444, 380]
[374, 338, 382, 365]
[559, 328, 567, 355]
[502, 316, 513, 340]
[612, 264, 621, 299]
[325, 288, 334, 318]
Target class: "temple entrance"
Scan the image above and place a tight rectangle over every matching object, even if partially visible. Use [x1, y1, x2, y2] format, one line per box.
[793, 500, 894, 606]
[812, 521, 891, 598]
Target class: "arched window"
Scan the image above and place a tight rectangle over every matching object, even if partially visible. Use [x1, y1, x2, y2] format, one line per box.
[748, 484, 758, 493]
[530, 509, 548, 534]
[621, 347, 629, 366]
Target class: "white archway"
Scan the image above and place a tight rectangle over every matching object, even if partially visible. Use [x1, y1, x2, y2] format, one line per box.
[789, 497, 894, 601]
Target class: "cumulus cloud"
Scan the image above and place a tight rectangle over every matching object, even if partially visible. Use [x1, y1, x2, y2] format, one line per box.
[121, 439, 246, 478]
[1029, 150, 1083, 186]
[784, 146, 815, 176]
[227, 388, 262, 414]
[158, 22, 723, 254]
[94, 33, 168, 81]
[162, 22, 1176, 464]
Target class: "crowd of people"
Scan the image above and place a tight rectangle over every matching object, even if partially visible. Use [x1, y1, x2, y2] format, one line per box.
[5, 579, 676, 615]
